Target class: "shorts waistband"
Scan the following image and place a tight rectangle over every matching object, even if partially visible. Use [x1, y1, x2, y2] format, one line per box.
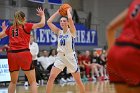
[8, 48, 30, 53]
[115, 41, 140, 49]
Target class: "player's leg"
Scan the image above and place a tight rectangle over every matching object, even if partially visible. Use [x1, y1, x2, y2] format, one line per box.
[46, 66, 62, 93]
[7, 53, 19, 93]
[24, 69, 37, 93]
[65, 53, 85, 93]
[8, 71, 19, 93]
[98, 65, 104, 80]
[94, 64, 100, 78]
[19, 51, 37, 93]
[91, 63, 97, 80]
[71, 71, 85, 93]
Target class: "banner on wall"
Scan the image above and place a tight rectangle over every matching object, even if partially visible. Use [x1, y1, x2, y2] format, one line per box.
[34, 23, 98, 46]
[0, 88, 8, 93]
[0, 20, 98, 46]
[28, 0, 45, 3]
[48, 0, 62, 5]
[0, 59, 11, 82]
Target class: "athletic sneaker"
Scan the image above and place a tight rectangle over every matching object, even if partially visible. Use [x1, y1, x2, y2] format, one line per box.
[92, 76, 96, 81]
[59, 78, 67, 83]
[24, 82, 28, 86]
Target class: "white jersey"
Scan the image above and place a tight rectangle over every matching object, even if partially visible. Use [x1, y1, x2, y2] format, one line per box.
[54, 29, 79, 73]
[57, 29, 75, 53]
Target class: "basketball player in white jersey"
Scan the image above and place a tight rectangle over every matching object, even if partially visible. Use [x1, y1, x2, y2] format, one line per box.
[46, 8, 85, 93]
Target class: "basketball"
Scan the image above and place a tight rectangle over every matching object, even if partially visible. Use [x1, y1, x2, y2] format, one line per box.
[59, 4, 71, 16]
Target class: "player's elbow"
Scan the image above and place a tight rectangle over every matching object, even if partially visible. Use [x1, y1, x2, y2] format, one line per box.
[47, 20, 52, 25]
[0, 34, 2, 38]
[39, 22, 45, 28]
[0, 32, 5, 39]
[106, 24, 116, 32]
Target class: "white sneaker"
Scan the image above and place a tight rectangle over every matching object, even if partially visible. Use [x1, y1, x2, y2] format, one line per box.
[60, 78, 67, 83]
[104, 75, 109, 80]
[67, 78, 72, 82]
[24, 82, 28, 86]
[40, 80, 44, 85]
[70, 77, 75, 82]
[92, 76, 96, 81]
[36, 82, 40, 86]
[24, 86, 29, 90]
[60, 83, 66, 87]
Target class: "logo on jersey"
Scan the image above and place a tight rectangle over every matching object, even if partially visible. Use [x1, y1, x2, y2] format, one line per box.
[59, 35, 68, 46]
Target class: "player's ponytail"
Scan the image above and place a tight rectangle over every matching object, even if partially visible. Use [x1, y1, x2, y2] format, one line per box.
[13, 11, 26, 28]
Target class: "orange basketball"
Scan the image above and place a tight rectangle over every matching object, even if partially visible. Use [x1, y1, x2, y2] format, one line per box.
[59, 4, 71, 16]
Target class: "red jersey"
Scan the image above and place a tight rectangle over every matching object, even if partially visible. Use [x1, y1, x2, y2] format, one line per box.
[116, 0, 140, 45]
[5, 23, 33, 50]
[82, 55, 91, 66]
[78, 54, 84, 65]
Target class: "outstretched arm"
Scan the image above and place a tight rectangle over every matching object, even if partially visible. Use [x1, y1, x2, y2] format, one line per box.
[67, 8, 76, 37]
[0, 21, 7, 38]
[47, 10, 60, 35]
[106, 8, 128, 49]
[32, 7, 45, 29]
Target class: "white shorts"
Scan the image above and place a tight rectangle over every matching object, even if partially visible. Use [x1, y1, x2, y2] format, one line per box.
[54, 52, 79, 73]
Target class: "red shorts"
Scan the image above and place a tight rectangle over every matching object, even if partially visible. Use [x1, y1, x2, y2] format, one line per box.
[7, 50, 34, 72]
[107, 45, 140, 86]
[85, 66, 91, 76]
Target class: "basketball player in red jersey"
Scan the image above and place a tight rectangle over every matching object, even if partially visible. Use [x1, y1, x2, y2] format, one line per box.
[107, 0, 140, 93]
[0, 7, 45, 93]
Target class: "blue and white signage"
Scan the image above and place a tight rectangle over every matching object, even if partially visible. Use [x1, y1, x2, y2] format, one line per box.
[34, 23, 98, 46]
[48, 0, 62, 5]
[0, 59, 11, 82]
[0, 88, 8, 93]
[28, 0, 45, 3]
[0, 19, 98, 46]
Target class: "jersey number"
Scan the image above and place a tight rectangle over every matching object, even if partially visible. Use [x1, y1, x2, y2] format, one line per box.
[131, 4, 140, 18]
[12, 29, 19, 37]
[60, 39, 65, 46]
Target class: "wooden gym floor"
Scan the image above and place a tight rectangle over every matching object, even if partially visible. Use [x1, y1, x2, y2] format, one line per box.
[0, 81, 116, 93]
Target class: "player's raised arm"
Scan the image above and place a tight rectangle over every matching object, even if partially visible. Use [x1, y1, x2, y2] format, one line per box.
[47, 10, 60, 35]
[67, 8, 76, 37]
[0, 21, 7, 38]
[106, 8, 128, 49]
[32, 7, 45, 29]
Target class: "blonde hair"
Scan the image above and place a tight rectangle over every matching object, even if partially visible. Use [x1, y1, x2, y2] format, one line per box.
[13, 11, 26, 27]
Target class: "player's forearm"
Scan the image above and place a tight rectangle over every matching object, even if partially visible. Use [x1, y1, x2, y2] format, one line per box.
[83, 61, 89, 66]
[67, 9, 72, 19]
[47, 11, 59, 23]
[0, 31, 7, 39]
[106, 29, 116, 49]
[39, 15, 45, 27]
[0, 32, 3, 38]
